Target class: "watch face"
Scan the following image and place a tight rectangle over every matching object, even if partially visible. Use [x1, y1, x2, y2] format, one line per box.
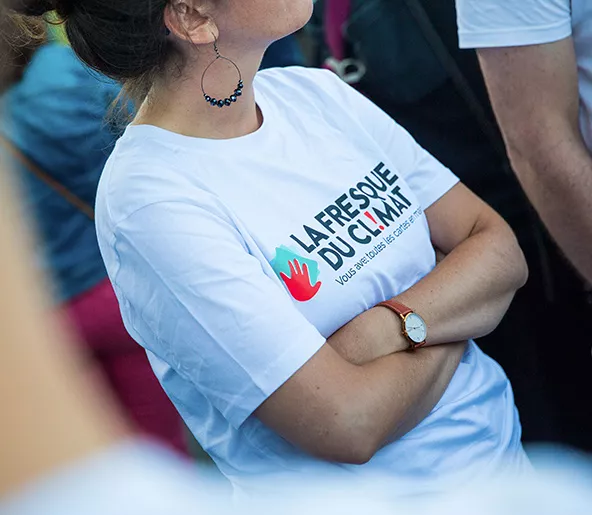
[404, 313, 427, 344]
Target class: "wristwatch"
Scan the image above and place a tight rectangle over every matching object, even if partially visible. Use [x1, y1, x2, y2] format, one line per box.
[377, 299, 428, 350]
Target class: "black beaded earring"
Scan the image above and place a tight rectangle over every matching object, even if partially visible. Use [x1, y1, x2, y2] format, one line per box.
[201, 39, 243, 108]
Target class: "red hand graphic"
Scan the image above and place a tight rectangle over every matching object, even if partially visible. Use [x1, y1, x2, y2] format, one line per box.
[280, 259, 322, 302]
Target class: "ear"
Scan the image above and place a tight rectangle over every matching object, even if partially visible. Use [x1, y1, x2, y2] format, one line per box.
[164, 0, 219, 46]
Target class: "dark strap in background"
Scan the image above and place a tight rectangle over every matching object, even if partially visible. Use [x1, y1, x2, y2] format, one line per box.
[0, 135, 95, 221]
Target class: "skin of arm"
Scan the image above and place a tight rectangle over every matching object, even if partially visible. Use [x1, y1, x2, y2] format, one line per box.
[0, 169, 127, 496]
[257, 183, 527, 465]
[329, 183, 528, 364]
[476, 37, 592, 284]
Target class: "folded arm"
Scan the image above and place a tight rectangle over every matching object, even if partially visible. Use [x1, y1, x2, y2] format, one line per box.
[329, 183, 528, 365]
[118, 186, 525, 467]
[257, 183, 526, 463]
[256, 340, 466, 464]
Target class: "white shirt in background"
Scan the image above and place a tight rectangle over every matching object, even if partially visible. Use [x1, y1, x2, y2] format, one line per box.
[456, 0, 592, 150]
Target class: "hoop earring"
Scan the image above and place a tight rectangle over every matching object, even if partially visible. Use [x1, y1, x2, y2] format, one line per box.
[201, 39, 243, 108]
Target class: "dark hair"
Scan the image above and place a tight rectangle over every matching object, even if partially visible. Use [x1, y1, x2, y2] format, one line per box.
[8, 0, 173, 101]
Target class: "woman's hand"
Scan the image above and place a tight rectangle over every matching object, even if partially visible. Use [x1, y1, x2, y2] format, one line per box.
[394, 182, 528, 346]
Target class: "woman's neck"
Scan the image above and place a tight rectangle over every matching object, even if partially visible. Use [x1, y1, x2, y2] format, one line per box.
[134, 47, 265, 140]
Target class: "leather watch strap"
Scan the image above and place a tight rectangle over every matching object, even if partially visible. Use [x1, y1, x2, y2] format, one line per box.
[377, 299, 413, 318]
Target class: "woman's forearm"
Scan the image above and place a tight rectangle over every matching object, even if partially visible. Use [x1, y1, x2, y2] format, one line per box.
[328, 307, 408, 365]
[395, 215, 527, 346]
[327, 313, 467, 448]
[329, 197, 527, 365]
[344, 341, 467, 457]
[312, 186, 525, 458]
[378, 342, 467, 441]
[258, 336, 467, 464]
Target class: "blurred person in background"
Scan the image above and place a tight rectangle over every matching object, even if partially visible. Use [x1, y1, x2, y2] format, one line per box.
[10, 0, 533, 498]
[0, 15, 187, 454]
[456, 0, 592, 289]
[308, 0, 592, 451]
[453, 0, 592, 450]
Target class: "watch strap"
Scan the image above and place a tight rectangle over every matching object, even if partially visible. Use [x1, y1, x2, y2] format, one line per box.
[377, 299, 413, 318]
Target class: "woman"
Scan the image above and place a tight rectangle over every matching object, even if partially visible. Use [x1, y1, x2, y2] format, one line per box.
[1, 18, 186, 453]
[11, 0, 529, 496]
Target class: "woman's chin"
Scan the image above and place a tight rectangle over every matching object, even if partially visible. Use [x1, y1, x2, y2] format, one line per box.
[276, 1, 315, 39]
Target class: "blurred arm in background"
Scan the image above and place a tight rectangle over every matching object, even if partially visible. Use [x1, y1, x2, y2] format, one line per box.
[455, 0, 592, 283]
[477, 38, 592, 284]
[0, 167, 126, 496]
[0, 155, 218, 515]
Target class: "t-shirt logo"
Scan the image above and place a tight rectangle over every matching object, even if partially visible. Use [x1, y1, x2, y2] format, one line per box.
[272, 246, 322, 302]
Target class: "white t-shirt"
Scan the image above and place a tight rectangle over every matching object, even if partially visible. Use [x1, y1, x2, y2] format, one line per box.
[95, 67, 526, 496]
[456, 0, 592, 149]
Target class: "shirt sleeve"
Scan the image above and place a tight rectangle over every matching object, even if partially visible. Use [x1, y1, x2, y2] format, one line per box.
[455, 0, 572, 49]
[309, 69, 459, 209]
[111, 198, 327, 429]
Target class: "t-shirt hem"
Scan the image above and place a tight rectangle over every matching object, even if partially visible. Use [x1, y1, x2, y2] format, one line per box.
[459, 19, 572, 49]
[225, 332, 327, 429]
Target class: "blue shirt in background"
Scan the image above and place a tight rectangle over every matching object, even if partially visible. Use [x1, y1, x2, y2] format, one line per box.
[1, 43, 121, 302]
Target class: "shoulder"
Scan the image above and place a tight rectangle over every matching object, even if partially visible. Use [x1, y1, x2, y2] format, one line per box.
[256, 66, 343, 88]
[96, 131, 226, 231]
[254, 66, 384, 134]
[456, 0, 572, 49]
